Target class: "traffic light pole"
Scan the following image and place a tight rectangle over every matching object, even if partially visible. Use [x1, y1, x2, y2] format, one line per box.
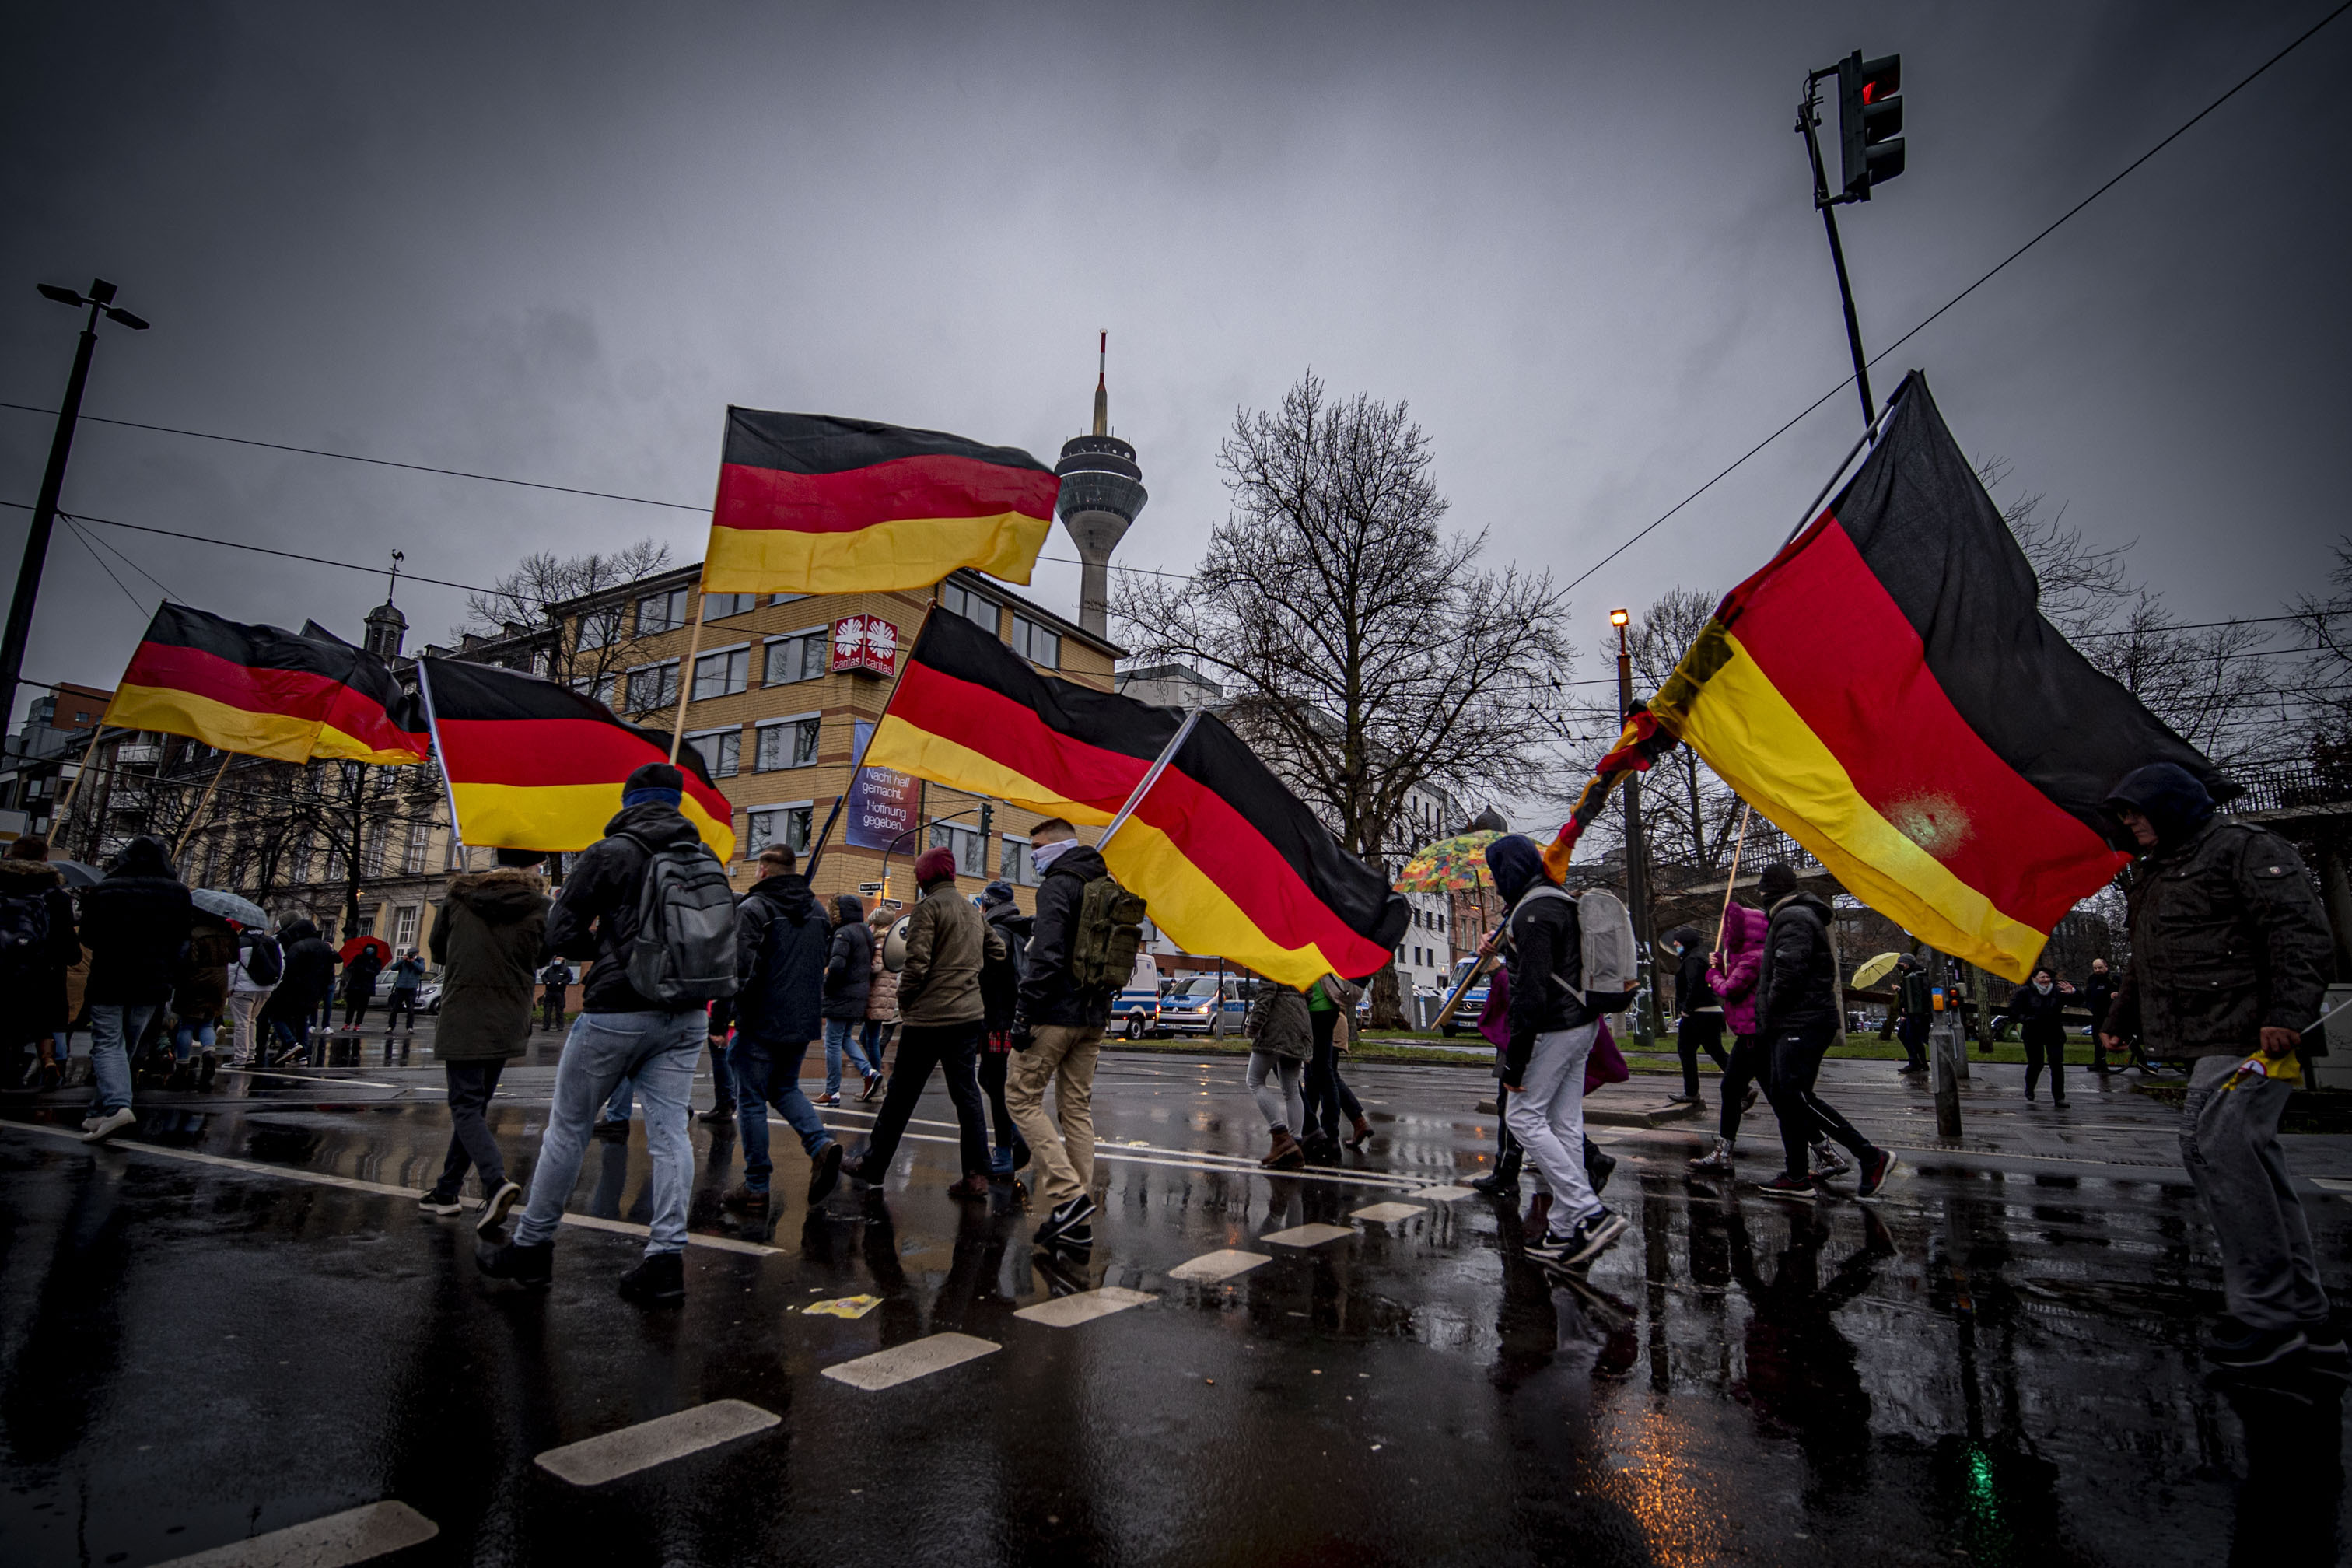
[1798, 75, 1877, 431]
[0, 298, 104, 734]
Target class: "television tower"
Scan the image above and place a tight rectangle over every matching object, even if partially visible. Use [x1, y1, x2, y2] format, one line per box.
[1055, 331, 1147, 638]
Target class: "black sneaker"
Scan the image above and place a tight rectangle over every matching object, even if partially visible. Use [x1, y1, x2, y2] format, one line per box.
[618, 1251, 685, 1305]
[416, 1189, 462, 1217]
[2301, 1325, 2350, 1380]
[475, 1239, 554, 1287]
[1526, 1209, 1628, 1269]
[590, 1118, 630, 1143]
[2206, 1320, 2308, 1370]
[807, 1139, 844, 1206]
[697, 1102, 737, 1125]
[1754, 1172, 1818, 1199]
[477, 1180, 524, 1234]
[1855, 1147, 1898, 1199]
[1584, 1148, 1618, 1197]
[1034, 1194, 1097, 1248]
[1468, 1167, 1520, 1196]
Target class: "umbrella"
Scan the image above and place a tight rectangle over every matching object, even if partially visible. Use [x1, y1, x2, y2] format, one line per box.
[1393, 830, 1503, 893]
[340, 934, 392, 966]
[191, 887, 269, 928]
[1850, 950, 1905, 991]
[47, 859, 103, 889]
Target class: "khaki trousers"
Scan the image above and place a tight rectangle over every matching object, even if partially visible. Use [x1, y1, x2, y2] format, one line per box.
[227, 991, 273, 1064]
[1007, 1024, 1103, 1208]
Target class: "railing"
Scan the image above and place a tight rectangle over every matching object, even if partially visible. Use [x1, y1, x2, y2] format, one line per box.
[2224, 759, 2350, 818]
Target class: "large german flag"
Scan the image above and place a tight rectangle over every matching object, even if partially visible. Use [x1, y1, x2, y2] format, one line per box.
[104, 604, 429, 765]
[1612, 373, 2221, 979]
[863, 610, 1409, 988]
[418, 657, 736, 859]
[703, 408, 1058, 594]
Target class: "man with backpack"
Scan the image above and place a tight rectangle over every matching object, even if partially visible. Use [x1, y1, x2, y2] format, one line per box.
[1009, 817, 1136, 1250]
[720, 844, 845, 1216]
[77, 835, 193, 1143]
[1753, 862, 1895, 1199]
[478, 762, 738, 1306]
[227, 920, 281, 1067]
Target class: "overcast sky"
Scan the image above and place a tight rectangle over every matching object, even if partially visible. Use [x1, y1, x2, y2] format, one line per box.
[5, 1, 2346, 734]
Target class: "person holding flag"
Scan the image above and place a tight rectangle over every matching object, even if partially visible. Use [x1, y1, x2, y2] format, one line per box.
[1009, 816, 1122, 1250]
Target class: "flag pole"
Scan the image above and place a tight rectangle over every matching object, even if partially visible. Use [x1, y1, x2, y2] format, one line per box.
[666, 590, 709, 764]
[1713, 803, 1753, 954]
[412, 660, 468, 859]
[51, 719, 109, 815]
[1094, 709, 1202, 857]
[1779, 383, 1909, 551]
[173, 752, 233, 857]
[802, 793, 847, 882]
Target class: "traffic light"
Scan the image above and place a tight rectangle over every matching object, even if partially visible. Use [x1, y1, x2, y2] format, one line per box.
[1836, 51, 1903, 200]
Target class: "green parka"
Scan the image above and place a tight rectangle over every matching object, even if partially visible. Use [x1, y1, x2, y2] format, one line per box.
[428, 867, 551, 1061]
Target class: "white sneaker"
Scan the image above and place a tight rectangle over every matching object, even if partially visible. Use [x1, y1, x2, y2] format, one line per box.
[82, 1107, 136, 1143]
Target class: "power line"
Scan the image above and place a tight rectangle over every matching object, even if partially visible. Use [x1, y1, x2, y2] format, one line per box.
[62, 518, 153, 618]
[0, 499, 504, 596]
[65, 512, 177, 605]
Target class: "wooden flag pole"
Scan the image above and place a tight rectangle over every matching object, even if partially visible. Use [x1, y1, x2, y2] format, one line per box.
[173, 752, 233, 857]
[665, 590, 709, 765]
[51, 719, 110, 816]
[1713, 803, 1754, 954]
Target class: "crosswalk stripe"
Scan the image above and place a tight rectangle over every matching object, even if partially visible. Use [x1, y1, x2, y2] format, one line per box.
[822, 1331, 999, 1391]
[150, 1500, 437, 1567]
[1167, 1248, 1270, 1283]
[820, 1119, 1433, 1192]
[534, 1399, 779, 1486]
[1349, 1201, 1428, 1223]
[1415, 1185, 1479, 1200]
[1262, 1223, 1356, 1248]
[1013, 1286, 1154, 1328]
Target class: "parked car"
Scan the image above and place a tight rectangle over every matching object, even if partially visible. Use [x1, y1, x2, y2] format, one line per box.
[1437, 956, 1491, 1038]
[1160, 976, 1248, 1036]
[415, 979, 443, 1015]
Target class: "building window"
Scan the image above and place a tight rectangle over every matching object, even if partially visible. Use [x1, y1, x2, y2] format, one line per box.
[687, 728, 742, 779]
[361, 825, 387, 877]
[1011, 614, 1059, 670]
[929, 822, 987, 879]
[393, 905, 421, 954]
[625, 661, 680, 714]
[572, 671, 618, 709]
[940, 580, 997, 633]
[576, 606, 623, 651]
[692, 646, 750, 700]
[764, 631, 828, 686]
[702, 593, 759, 620]
[324, 838, 346, 883]
[747, 803, 813, 856]
[637, 588, 690, 635]
[1000, 833, 1038, 887]
[401, 821, 430, 874]
[755, 716, 821, 772]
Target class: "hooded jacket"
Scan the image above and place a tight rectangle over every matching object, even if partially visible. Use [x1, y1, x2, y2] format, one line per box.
[1756, 891, 1839, 1039]
[2007, 980, 2070, 1046]
[172, 910, 241, 1020]
[898, 877, 1003, 1027]
[1244, 981, 1314, 1062]
[981, 894, 1033, 1032]
[1671, 929, 1719, 1020]
[0, 858, 79, 1034]
[822, 894, 873, 1021]
[341, 946, 383, 1003]
[429, 867, 551, 1060]
[2103, 764, 2331, 1057]
[1017, 843, 1117, 1030]
[79, 835, 194, 1007]
[1486, 834, 1592, 1084]
[545, 801, 708, 1014]
[267, 919, 337, 1020]
[1708, 903, 1769, 1037]
[735, 871, 828, 1045]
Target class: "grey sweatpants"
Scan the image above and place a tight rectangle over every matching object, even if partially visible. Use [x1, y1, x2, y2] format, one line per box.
[1247, 1052, 1305, 1134]
[2181, 1053, 2329, 1332]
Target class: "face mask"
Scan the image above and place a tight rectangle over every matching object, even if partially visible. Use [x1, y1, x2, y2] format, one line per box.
[2035, 979, 2053, 994]
[1031, 838, 1080, 876]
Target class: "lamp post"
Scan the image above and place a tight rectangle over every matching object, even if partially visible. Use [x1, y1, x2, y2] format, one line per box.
[2, 279, 150, 732]
[1611, 607, 1657, 1046]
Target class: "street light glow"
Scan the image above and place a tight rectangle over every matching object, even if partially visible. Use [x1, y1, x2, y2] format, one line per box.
[1609, 607, 1629, 626]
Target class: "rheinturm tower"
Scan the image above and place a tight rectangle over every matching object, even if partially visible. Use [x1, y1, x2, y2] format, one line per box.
[1054, 332, 1147, 638]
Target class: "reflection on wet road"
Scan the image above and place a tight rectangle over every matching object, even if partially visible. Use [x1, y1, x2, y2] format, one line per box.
[0, 1053, 2343, 1565]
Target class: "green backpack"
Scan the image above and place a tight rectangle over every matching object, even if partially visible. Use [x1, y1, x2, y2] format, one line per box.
[1070, 872, 1148, 992]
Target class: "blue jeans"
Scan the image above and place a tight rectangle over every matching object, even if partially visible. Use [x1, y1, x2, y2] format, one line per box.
[824, 1017, 879, 1098]
[172, 1020, 217, 1062]
[600, 1076, 635, 1123]
[88, 1003, 157, 1113]
[707, 1032, 736, 1109]
[512, 1010, 705, 1257]
[732, 1036, 833, 1193]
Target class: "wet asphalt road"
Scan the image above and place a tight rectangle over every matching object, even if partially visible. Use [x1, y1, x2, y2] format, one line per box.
[1, 1041, 2347, 1566]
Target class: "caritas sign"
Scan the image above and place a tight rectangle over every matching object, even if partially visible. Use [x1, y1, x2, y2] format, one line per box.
[830, 614, 898, 677]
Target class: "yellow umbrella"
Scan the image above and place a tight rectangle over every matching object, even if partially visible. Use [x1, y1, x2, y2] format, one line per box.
[1850, 950, 1904, 990]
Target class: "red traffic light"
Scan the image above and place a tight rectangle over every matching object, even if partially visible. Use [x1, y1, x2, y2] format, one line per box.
[1837, 51, 1904, 200]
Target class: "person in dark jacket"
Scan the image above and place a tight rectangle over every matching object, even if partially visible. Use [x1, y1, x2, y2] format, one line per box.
[1244, 979, 1313, 1168]
[1008, 819, 1118, 1248]
[167, 907, 238, 1090]
[2008, 966, 2075, 1104]
[418, 849, 549, 1231]
[264, 917, 336, 1066]
[820, 891, 880, 1105]
[383, 950, 426, 1034]
[1891, 953, 1933, 1074]
[2099, 762, 2337, 1371]
[1754, 863, 1894, 1198]
[0, 837, 79, 1092]
[77, 835, 192, 1143]
[538, 957, 570, 1031]
[698, 996, 737, 1124]
[976, 880, 1031, 1176]
[2081, 957, 2118, 1075]
[1487, 832, 1626, 1270]
[340, 943, 383, 1031]
[720, 845, 843, 1215]
[1668, 926, 1727, 1106]
[480, 763, 734, 1306]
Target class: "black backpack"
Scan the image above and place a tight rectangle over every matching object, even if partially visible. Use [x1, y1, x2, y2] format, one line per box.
[0, 889, 50, 970]
[241, 930, 285, 987]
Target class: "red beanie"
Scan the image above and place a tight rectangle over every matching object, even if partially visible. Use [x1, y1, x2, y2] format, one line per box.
[913, 846, 957, 884]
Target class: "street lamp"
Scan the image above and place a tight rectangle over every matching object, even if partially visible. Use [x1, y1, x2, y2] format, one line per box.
[1, 278, 150, 733]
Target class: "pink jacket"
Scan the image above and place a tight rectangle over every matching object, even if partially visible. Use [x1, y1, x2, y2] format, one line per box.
[1708, 903, 1769, 1037]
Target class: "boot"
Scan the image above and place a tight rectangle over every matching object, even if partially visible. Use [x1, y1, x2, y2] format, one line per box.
[1809, 1140, 1853, 1180]
[1346, 1114, 1372, 1150]
[475, 1239, 554, 1287]
[1688, 1136, 1735, 1175]
[197, 1052, 218, 1091]
[1469, 1150, 1521, 1195]
[618, 1251, 685, 1305]
[1262, 1129, 1306, 1170]
[1523, 1191, 1553, 1236]
[1584, 1144, 1617, 1196]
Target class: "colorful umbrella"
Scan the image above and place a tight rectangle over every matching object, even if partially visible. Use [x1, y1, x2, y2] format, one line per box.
[1393, 830, 1502, 893]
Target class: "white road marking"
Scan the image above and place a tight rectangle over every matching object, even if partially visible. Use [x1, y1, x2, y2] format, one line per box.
[1167, 1248, 1270, 1283]
[1349, 1202, 1428, 1223]
[0, 1120, 779, 1255]
[819, 1119, 1428, 1191]
[2311, 1177, 2352, 1192]
[822, 1332, 999, 1391]
[1416, 1185, 1479, 1200]
[151, 1500, 437, 1567]
[1263, 1223, 1356, 1248]
[534, 1399, 779, 1486]
[1013, 1286, 1154, 1328]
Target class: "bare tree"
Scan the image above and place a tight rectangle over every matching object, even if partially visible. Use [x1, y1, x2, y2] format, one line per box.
[2294, 536, 2352, 751]
[458, 537, 674, 697]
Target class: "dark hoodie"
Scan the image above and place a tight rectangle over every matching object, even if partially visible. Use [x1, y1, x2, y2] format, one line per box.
[429, 867, 551, 1060]
[2102, 762, 2216, 851]
[1018, 842, 1115, 1029]
[1758, 891, 1840, 1038]
[1486, 833, 1591, 1083]
[822, 892, 873, 1021]
[545, 801, 705, 1014]
[0, 858, 79, 1034]
[79, 835, 193, 1007]
[268, 918, 337, 1022]
[172, 910, 241, 1020]
[734, 871, 827, 1045]
[980, 890, 1032, 1031]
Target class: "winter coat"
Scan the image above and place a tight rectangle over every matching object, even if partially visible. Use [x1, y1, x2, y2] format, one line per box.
[1756, 891, 1839, 1039]
[1674, 943, 1719, 1019]
[735, 873, 828, 1046]
[1501, 883, 1593, 1085]
[1018, 844, 1118, 1030]
[2008, 982, 2071, 1047]
[1708, 903, 1769, 1037]
[822, 894, 873, 1021]
[544, 801, 709, 1014]
[541, 959, 572, 992]
[79, 835, 193, 1007]
[1895, 965, 1932, 1030]
[171, 912, 240, 1020]
[2081, 974, 2116, 1033]
[231, 930, 280, 996]
[428, 867, 551, 1061]
[981, 898, 1032, 1032]
[386, 955, 425, 994]
[897, 878, 1002, 1027]
[865, 924, 899, 1023]
[1244, 982, 1313, 1062]
[0, 858, 78, 1036]
[2108, 817, 2332, 1059]
[341, 948, 383, 1003]
[266, 919, 336, 1022]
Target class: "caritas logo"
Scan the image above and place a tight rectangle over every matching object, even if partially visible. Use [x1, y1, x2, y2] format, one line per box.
[830, 614, 898, 677]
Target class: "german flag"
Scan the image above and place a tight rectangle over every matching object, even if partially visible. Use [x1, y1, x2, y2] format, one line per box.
[864, 610, 1408, 988]
[703, 408, 1059, 594]
[1608, 373, 2221, 979]
[417, 657, 737, 859]
[104, 604, 429, 765]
